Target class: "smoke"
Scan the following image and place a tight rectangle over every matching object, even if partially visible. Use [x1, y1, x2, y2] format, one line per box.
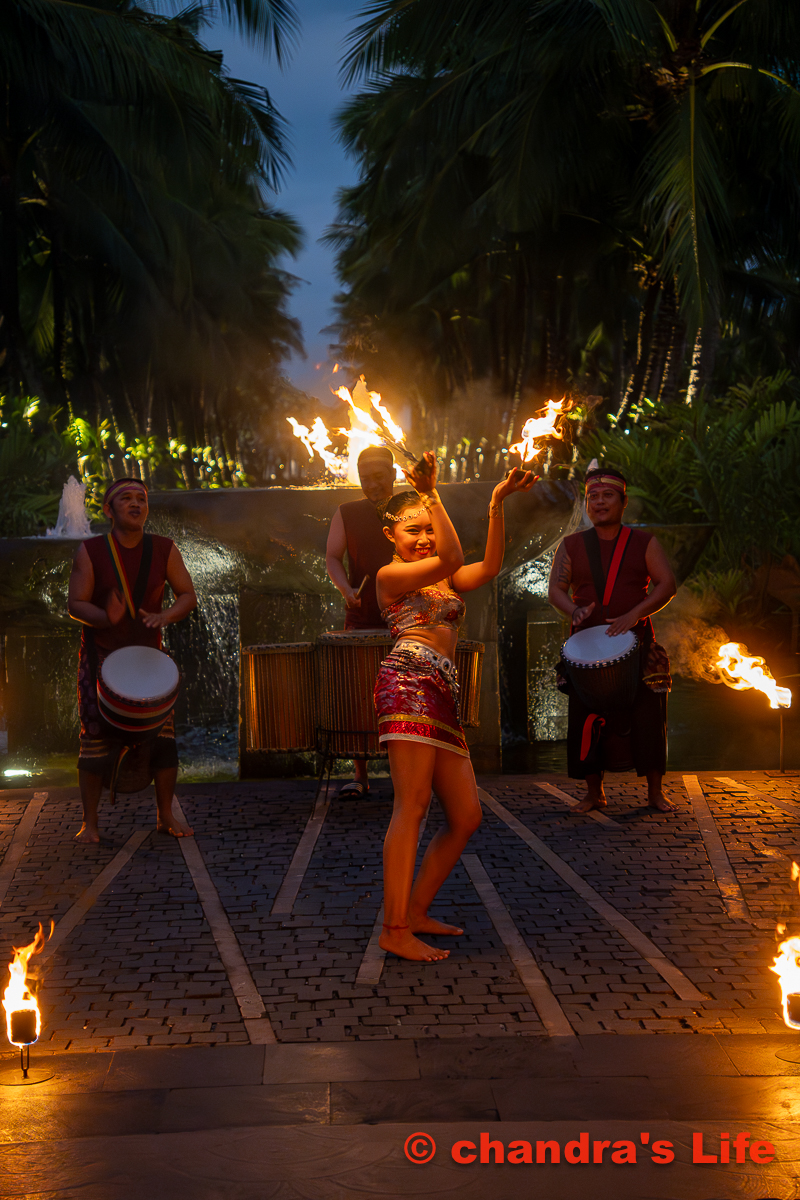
[652, 585, 730, 684]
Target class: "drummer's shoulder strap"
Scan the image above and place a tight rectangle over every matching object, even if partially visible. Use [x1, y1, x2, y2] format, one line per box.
[582, 526, 632, 611]
[104, 533, 154, 619]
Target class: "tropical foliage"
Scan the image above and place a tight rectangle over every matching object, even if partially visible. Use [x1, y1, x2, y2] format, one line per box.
[579, 373, 800, 577]
[0, 0, 301, 473]
[328, 0, 800, 435]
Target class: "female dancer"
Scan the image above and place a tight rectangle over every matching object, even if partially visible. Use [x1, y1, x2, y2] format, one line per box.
[374, 452, 534, 962]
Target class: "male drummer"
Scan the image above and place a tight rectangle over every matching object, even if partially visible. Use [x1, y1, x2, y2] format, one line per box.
[548, 466, 676, 813]
[326, 445, 396, 797]
[68, 478, 197, 841]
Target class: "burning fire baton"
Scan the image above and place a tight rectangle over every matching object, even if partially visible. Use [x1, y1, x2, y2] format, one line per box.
[3, 922, 52, 1077]
[508, 399, 569, 463]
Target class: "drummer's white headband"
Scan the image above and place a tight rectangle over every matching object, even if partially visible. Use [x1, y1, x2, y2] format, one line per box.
[585, 475, 626, 495]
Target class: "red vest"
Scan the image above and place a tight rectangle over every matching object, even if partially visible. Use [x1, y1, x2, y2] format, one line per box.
[82, 532, 174, 651]
[339, 498, 393, 629]
[563, 526, 654, 641]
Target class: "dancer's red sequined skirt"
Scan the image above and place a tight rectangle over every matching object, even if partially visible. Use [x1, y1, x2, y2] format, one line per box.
[373, 643, 469, 758]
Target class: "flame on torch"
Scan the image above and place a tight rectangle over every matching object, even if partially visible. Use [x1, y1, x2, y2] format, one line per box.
[508, 399, 568, 463]
[715, 642, 792, 710]
[772, 908, 800, 1029]
[287, 375, 408, 484]
[3, 922, 51, 1047]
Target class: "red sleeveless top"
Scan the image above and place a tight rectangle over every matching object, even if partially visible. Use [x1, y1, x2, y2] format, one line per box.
[563, 526, 654, 641]
[82, 533, 174, 652]
[340, 498, 394, 629]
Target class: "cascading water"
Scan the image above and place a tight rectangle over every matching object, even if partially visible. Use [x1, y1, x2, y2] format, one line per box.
[46, 477, 92, 539]
[163, 593, 239, 779]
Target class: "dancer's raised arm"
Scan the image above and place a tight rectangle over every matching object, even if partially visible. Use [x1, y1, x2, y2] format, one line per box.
[452, 468, 535, 594]
[376, 452, 464, 607]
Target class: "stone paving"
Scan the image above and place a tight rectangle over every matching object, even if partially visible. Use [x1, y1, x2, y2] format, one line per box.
[1, 769, 799, 1051]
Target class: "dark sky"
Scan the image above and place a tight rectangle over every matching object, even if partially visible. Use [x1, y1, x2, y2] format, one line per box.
[210, 1, 362, 401]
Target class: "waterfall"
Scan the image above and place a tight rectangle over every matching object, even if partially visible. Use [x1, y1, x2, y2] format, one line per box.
[47, 477, 92, 538]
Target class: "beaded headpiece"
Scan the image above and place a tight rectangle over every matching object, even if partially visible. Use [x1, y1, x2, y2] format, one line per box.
[383, 504, 429, 523]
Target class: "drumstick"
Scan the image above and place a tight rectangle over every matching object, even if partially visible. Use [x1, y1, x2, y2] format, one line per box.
[355, 575, 369, 598]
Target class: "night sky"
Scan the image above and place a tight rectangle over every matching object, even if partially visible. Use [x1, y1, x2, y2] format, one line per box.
[210, 1, 362, 400]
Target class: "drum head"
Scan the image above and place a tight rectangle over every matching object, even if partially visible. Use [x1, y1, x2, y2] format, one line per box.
[101, 646, 179, 702]
[563, 626, 637, 665]
[318, 630, 393, 646]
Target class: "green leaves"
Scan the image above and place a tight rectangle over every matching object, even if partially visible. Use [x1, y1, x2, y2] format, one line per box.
[580, 375, 800, 569]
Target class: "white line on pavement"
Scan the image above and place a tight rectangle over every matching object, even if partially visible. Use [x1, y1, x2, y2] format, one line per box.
[41, 828, 151, 962]
[683, 775, 751, 923]
[0, 792, 48, 907]
[270, 789, 332, 917]
[173, 799, 275, 1042]
[478, 787, 705, 1003]
[461, 852, 575, 1037]
[532, 781, 619, 826]
[715, 776, 800, 822]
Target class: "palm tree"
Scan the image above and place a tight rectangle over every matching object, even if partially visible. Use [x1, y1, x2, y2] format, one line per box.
[0, 0, 301, 446]
[332, 0, 800, 420]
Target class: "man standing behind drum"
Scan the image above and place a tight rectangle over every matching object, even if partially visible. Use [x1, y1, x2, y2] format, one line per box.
[325, 445, 396, 797]
[548, 467, 676, 813]
[68, 478, 197, 841]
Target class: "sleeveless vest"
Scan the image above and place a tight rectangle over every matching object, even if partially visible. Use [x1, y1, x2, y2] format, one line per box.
[82, 532, 174, 652]
[563, 526, 654, 642]
[339, 498, 394, 629]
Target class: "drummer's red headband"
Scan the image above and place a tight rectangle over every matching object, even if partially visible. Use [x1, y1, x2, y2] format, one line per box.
[585, 474, 626, 496]
[103, 478, 148, 507]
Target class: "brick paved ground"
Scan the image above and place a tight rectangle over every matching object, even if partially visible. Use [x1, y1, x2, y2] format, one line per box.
[1, 769, 799, 1050]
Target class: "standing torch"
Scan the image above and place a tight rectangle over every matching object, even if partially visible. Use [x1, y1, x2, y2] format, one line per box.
[3, 923, 49, 1078]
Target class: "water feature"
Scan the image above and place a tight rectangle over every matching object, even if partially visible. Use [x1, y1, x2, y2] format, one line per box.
[0, 478, 580, 785]
[46, 476, 92, 539]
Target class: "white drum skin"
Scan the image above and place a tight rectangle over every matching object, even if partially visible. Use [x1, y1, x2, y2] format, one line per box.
[563, 626, 636, 666]
[98, 646, 180, 738]
[101, 646, 179, 702]
[562, 626, 640, 712]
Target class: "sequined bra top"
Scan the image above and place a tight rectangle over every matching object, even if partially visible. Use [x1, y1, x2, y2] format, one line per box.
[382, 579, 466, 640]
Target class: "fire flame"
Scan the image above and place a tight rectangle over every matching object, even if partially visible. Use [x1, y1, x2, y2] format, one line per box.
[287, 375, 407, 484]
[3, 922, 51, 1047]
[772, 931, 800, 1028]
[508, 399, 568, 462]
[715, 642, 792, 710]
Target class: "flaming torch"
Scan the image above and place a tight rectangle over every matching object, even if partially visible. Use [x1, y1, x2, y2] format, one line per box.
[508, 399, 568, 464]
[3, 923, 50, 1077]
[771, 933, 800, 1028]
[715, 642, 792, 771]
[287, 375, 411, 484]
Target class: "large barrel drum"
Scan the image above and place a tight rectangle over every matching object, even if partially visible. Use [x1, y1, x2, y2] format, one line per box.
[240, 642, 317, 752]
[317, 629, 394, 758]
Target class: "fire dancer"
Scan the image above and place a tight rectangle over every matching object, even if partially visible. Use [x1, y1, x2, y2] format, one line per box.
[68, 478, 197, 841]
[374, 453, 534, 961]
[326, 445, 396, 797]
[548, 466, 677, 813]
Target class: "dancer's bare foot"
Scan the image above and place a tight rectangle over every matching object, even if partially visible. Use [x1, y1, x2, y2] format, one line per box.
[75, 823, 100, 843]
[379, 926, 449, 961]
[156, 815, 194, 837]
[574, 794, 607, 814]
[410, 914, 463, 936]
[648, 792, 674, 812]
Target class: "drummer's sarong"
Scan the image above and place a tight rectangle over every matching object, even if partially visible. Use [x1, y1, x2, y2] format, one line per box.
[77, 640, 177, 778]
[374, 641, 469, 758]
[566, 673, 667, 779]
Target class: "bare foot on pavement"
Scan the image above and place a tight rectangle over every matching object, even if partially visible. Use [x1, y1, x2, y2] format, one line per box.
[379, 928, 449, 961]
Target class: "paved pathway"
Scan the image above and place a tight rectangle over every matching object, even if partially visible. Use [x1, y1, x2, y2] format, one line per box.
[1, 770, 799, 1050]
